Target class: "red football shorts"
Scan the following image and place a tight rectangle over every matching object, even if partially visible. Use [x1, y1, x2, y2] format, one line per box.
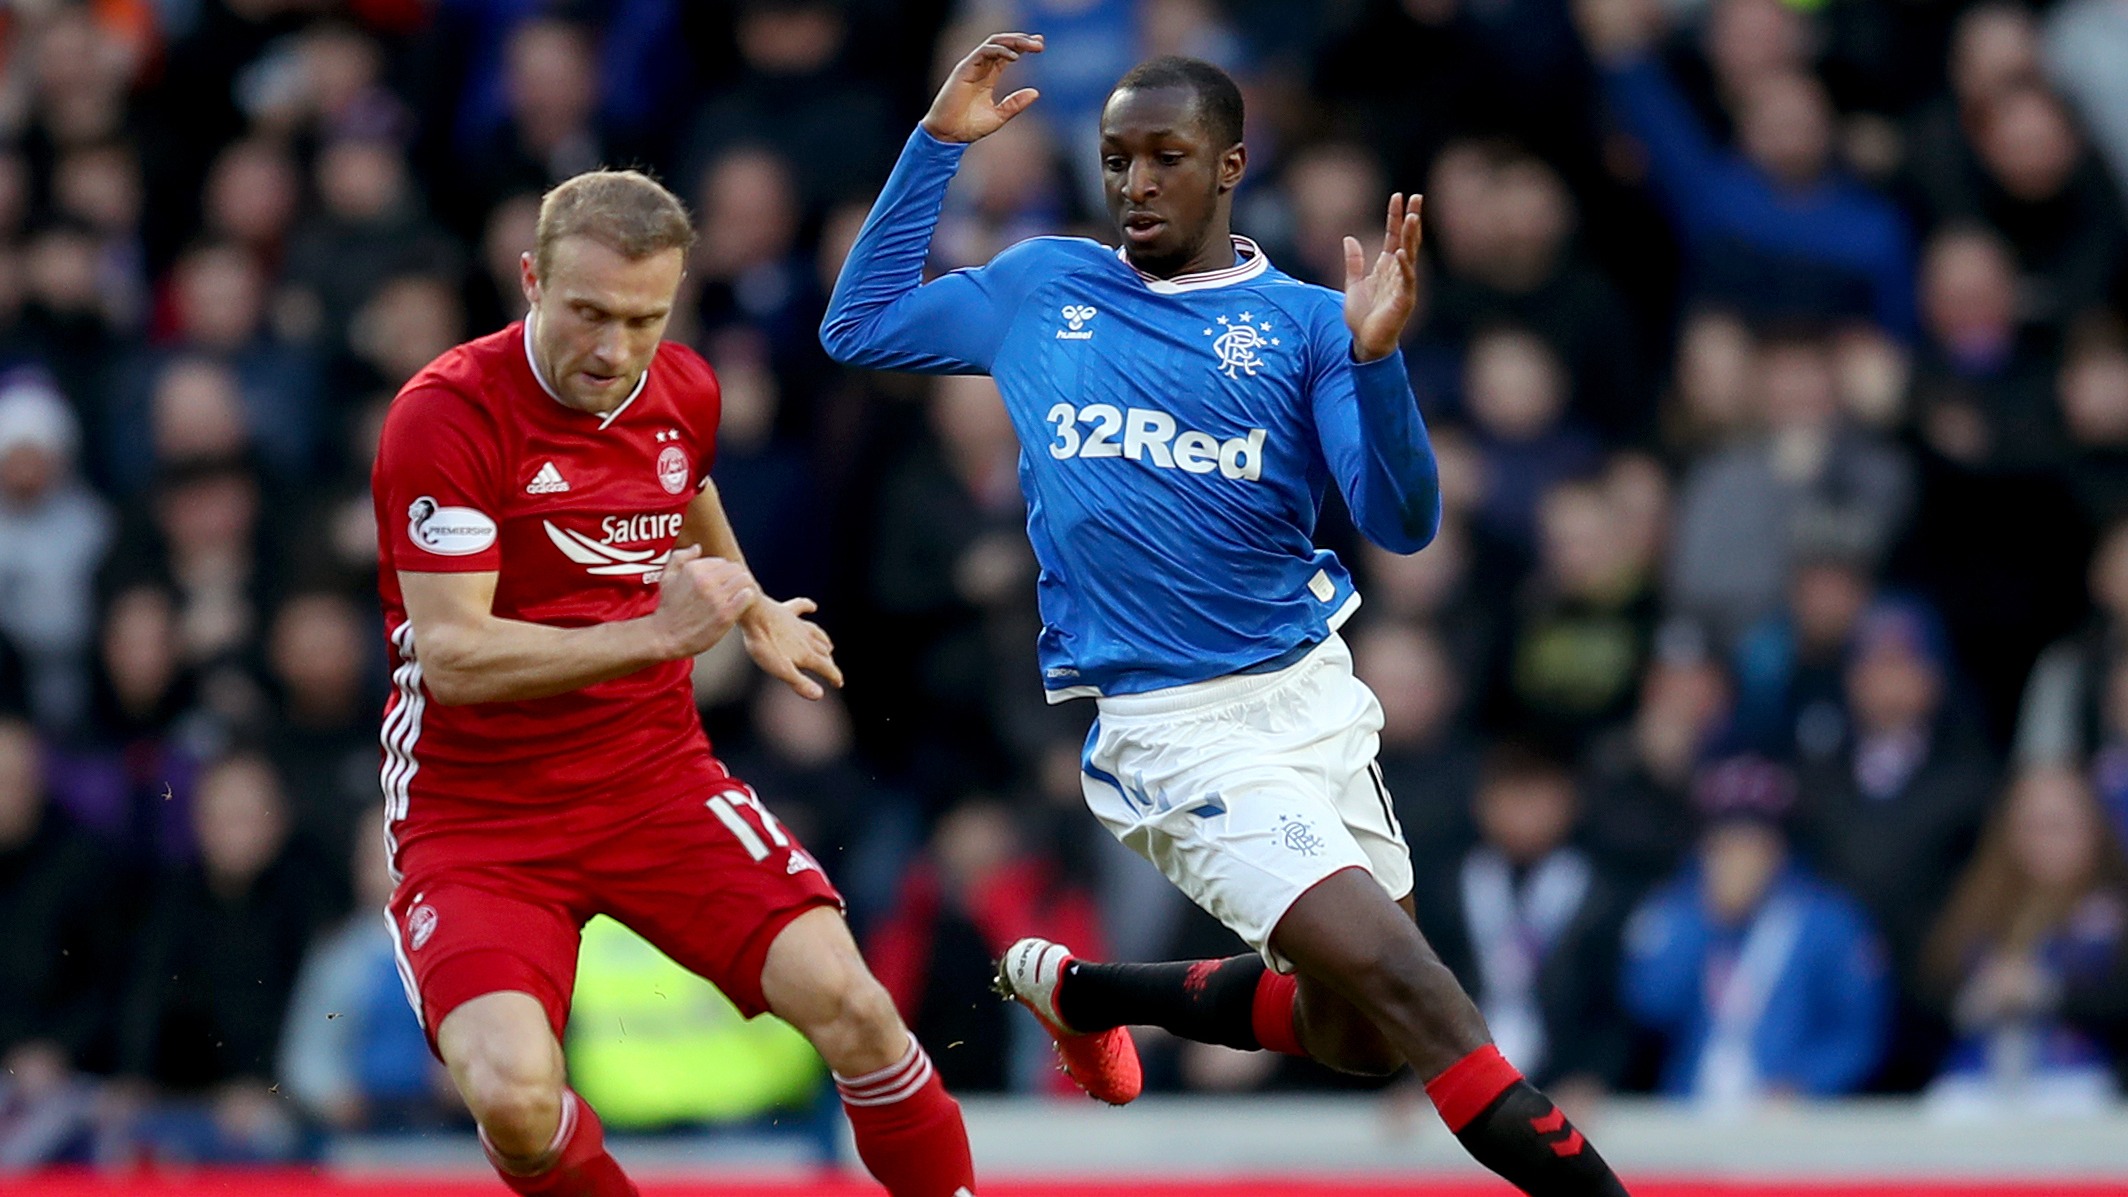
[384, 773, 842, 1054]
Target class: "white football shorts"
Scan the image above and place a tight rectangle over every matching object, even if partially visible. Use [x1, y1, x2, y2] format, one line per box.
[1080, 633, 1414, 972]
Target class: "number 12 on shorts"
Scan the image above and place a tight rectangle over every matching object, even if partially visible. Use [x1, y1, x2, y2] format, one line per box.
[706, 788, 790, 861]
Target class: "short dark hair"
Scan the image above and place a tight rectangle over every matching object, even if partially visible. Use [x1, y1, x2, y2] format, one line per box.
[1111, 56, 1244, 148]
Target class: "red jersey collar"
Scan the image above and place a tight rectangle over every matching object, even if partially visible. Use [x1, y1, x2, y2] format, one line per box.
[522, 312, 650, 430]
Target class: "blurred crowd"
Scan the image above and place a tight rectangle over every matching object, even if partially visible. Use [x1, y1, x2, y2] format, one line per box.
[1, 0, 2127, 1170]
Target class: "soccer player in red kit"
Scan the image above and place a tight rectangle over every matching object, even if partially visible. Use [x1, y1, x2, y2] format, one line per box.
[372, 170, 978, 1197]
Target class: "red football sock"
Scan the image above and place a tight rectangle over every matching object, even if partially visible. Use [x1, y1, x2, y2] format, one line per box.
[835, 1033, 976, 1197]
[1249, 968, 1306, 1057]
[481, 1089, 637, 1197]
[1424, 1043, 1521, 1132]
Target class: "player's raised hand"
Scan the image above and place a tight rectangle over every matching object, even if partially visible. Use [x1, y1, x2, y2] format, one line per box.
[922, 32, 1043, 144]
[1343, 193, 1423, 364]
[650, 544, 759, 658]
[740, 596, 844, 701]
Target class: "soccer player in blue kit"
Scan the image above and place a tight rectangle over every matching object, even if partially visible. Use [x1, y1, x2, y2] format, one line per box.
[823, 32, 1630, 1196]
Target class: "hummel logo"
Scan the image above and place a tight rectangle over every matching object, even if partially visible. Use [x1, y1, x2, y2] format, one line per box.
[1057, 303, 1097, 341]
[527, 462, 570, 494]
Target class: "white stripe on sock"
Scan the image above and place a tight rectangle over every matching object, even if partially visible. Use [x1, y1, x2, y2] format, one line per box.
[839, 1055, 936, 1107]
[832, 1031, 920, 1091]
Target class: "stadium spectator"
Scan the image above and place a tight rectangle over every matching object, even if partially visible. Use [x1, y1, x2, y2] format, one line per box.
[110, 241, 319, 486]
[867, 375, 1037, 794]
[20, 219, 125, 445]
[1921, 766, 2128, 1117]
[49, 585, 207, 865]
[1622, 756, 1891, 1105]
[1577, 0, 1917, 335]
[1417, 142, 1649, 441]
[1909, 225, 2058, 470]
[258, 591, 382, 867]
[114, 754, 336, 1161]
[0, 374, 113, 731]
[1498, 477, 1659, 755]
[1731, 531, 1879, 761]
[1414, 745, 1633, 1096]
[1921, 84, 2128, 330]
[1795, 598, 2000, 1089]
[703, 329, 830, 604]
[1357, 517, 1503, 696]
[1900, 3, 2046, 241]
[1582, 632, 1734, 893]
[0, 717, 126, 1165]
[1462, 326, 1602, 553]
[1659, 307, 1757, 455]
[681, 0, 898, 211]
[691, 146, 831, 402]
[282, 134, 464, 363]
[1352, 620, 1484, 871]
[277, 810, 453, 1134]
[457, 18, 611, 220]
[200, 139, 304, 269]
[1668, 324, 1913, 646]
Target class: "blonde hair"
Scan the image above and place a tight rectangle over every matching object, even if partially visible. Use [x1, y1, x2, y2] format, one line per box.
[533, 169, 694, 277]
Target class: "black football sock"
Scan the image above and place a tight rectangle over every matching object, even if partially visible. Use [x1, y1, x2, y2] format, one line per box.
[1053, 954, 1268, 1049]
[1427, 1045, 1630, 1196]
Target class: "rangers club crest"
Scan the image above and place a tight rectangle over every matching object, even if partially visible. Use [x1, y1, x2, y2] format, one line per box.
[656, 444, 689, 494]
[1204, 312, 1279, 380]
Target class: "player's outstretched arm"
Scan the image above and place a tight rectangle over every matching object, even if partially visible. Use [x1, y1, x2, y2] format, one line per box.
[1315, 192, 1441, 554]
[399, 557, 757, 705]
[921, 32, 1043, 144]
[819, 33, 1043, 374]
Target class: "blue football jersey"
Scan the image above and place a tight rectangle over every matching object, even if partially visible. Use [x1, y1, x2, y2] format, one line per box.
[824, 128, 1441, 700]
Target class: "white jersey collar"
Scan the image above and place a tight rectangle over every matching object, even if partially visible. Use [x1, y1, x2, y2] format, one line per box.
[1120, 235, 1270, 295]
[523, 312, 649, 430]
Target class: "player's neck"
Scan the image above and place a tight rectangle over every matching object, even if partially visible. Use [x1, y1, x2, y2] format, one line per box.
[524, 311, 630, 418]
[1131, 226, 1240, 281]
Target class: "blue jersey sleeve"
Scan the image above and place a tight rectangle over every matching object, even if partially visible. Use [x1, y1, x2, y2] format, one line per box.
[820, 126, 1043, 374]
[1306, 304, 1440, 554]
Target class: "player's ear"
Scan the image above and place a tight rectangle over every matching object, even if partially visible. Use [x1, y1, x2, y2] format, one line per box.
[1218, 142, 1247, 195]
[519, 251, 540, 306]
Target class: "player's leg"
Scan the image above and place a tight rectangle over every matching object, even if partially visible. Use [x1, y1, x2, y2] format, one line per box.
[1021, 901, 1408, 1076]
[435, 993, 634, 1197]
[760, 907, 977, 1197]
[390, 877, 631, 1197]
[1271, 868, 1629, 1197]
[601, 778, 974, 1197]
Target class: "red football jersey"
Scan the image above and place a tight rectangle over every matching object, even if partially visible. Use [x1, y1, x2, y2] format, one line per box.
[372, 320, 724, 859]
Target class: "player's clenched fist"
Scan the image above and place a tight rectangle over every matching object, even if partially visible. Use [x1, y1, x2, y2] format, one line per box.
[922, 32, 1043, 144]
[651, 544, 758, 657]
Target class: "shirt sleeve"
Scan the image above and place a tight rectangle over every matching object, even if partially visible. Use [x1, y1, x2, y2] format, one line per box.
[819, 126, 1038, 374]
[658, 341, 724, 486]
[1306, 304, 1441, 554]
[375, 385, 506, 573]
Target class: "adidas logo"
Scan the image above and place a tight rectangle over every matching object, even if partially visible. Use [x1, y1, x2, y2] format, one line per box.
[527, 462, 570, 494]
[786, 852, 817, 875]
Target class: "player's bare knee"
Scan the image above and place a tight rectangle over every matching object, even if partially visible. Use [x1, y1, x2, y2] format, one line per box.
[459, 1045, 565, 1155]
[807, 972, 908, 1073]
